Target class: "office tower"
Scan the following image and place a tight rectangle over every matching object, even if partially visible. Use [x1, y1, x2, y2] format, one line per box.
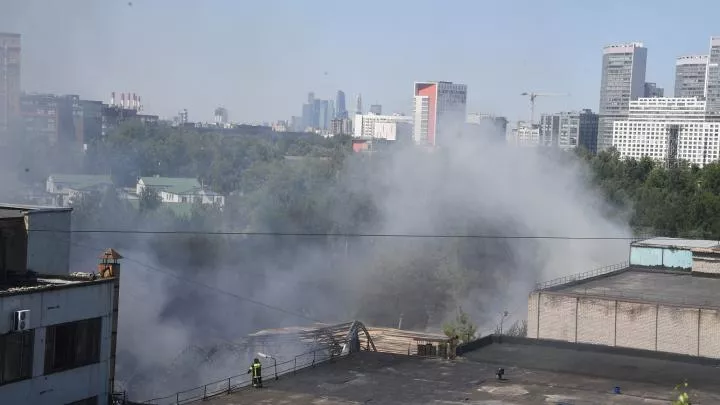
[612, 97, 718, 167]
[0, 33, 21, 143]
[538, 110, 599, 151]
[644, 82, 664, 98]
[301, 103, 313, 130]
[706, 37, 720, 114]
[318, 100, 330, 130]
[577, 109, 599, 154]
[353, 113, 412, 140]
[355, 93, 363, 115]
[335, 90, 347, 119]
[675, 55, 707, 98]
[598, 42, 647, 152]
[413, 81, 468, 146]
[214, 107, 229, 125]
[370, 104, 382, 115]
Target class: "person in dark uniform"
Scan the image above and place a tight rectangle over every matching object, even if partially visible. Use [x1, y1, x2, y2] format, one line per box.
[247, 358, 263, 388]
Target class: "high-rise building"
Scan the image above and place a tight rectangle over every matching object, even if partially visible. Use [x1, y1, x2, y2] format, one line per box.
[644, 82, 664, 98]
[413, 81, 468, 146]
[612, 97, 720, 167]
[706, 37, 720, 114]
[538, 110, 599, 151]
[335, 90, 347, 119]
[355, 93, 363, 115]
[508, 122, 540, 147]
[0, 33, 21, 143]
[370, 104, 382, 115]
[675, 55, 707, 98]
[466, 113, 508, 140]
[214, 107, 229, 126]
[598, 42, 647, 152]
[20, 94, 82, 145]
[318, 100, 330, 130]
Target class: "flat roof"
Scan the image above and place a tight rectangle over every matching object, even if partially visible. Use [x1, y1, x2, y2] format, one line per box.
[632, 237, 720, 249]
[0, 203, 71, 213]
[548, 268, 720, 308]
[0, 272, 112, 297]
[202, 342, 720, 405]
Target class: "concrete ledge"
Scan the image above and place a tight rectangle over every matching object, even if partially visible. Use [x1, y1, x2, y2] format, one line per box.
[458, 334, 720, 366]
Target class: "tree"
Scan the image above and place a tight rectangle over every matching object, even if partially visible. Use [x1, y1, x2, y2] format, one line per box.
[443, 307, 477, 343]
[672, 381, 691, 405]
[139, 187, 162, 212]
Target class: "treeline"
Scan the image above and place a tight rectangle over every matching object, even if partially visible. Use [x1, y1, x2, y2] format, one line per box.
[581, 148, 720, 239]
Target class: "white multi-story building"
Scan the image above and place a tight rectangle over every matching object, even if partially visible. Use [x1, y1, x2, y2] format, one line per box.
[612, 97, 720, 166]
[353, 113, 412, 141]
[0, 204, 120, 405]
[413, 81, 468, 146]
[508, 122, 540, 147]
[136, 176, 224, 206]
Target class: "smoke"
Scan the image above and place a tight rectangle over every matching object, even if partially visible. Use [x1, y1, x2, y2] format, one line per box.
[60, 125, 629, 400]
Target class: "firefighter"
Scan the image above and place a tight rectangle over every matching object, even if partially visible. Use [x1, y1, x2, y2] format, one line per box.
[247, 358, 263, 388]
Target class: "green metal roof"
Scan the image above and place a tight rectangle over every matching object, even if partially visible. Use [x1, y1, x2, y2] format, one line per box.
[139, 176, 202, 195]
[49, 174, 113, 191]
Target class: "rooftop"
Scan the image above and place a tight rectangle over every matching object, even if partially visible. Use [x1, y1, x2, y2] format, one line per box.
[202, 339, 720, 405]
[632, 237, 720, 250]
[49, 174, 113, 190]
[139, 176, 202, 195]
[0, 203, 71, 213]
[546, 267, 720, 308]
[0, 272, 113, 297]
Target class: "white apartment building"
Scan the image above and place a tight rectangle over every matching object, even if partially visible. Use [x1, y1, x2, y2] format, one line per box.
[353, 113, 412, 141]
[612, 97, 720, 166]
[508, 122, 541, 147]
[0, 204, 120, 405]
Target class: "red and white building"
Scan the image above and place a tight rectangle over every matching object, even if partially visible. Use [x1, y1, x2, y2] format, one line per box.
[413, 81, 468, 146]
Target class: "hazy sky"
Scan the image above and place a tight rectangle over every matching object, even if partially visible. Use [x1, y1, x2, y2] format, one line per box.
[2, 0, 719, 123]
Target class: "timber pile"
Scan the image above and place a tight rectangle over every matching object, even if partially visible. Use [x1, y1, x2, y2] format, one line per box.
[365, 327, 449, 355]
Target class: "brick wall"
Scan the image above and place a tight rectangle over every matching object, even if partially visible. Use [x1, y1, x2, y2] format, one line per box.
[527, 292, 540, 339]
[528, 292, 720, 359]
[699, 309, 720, 358]
[692, 257, 720, 275]
[538, 294, 577, 342]
[616, 302, 656, 350]
[576, 298, 615, 346]
[656, 306, 698, 355]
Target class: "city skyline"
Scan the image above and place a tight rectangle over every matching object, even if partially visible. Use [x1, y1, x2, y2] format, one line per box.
[4, 0, 720, 123]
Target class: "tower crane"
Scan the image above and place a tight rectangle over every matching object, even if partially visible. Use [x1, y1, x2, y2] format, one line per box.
[520, 92, 569, 125]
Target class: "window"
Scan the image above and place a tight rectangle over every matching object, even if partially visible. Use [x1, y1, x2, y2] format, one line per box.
[45, 318, 101, 374]
[0, 331, 34, 385]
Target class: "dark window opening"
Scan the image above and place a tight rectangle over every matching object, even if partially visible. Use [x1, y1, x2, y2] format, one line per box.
[45, 318, 101, 374]
[0, 330, 34, 385]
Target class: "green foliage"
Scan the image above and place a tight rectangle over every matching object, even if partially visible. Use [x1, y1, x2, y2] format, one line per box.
[138, 187, 162, 212]
[443, 307, 477, 343]
[672, 381, 691, 405]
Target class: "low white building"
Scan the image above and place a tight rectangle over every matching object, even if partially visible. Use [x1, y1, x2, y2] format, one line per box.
[0, 204, 120, 405]
[353, 113, 412, 141]
[46, 174, 114, 207]
[136, 176, 224, 206]
[612, 97, 720, 166]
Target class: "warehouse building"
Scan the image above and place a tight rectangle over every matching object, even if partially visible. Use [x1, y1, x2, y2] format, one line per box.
[528, 237, 720, 358]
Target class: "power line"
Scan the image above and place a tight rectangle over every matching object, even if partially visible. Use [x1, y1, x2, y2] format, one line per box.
[35, 228, 640, 240]
[70, 241, 323, 324]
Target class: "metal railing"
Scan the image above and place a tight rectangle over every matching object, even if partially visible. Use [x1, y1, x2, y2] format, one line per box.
[140, 347, 335, 405]
[534, 261, 629, 291]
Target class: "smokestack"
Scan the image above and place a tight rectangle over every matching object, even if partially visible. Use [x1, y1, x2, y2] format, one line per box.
[111, 92, 115, 106]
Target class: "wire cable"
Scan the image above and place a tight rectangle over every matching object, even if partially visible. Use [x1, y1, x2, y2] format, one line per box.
[70, 240, 324, 324]
[36, 228, 640, 240]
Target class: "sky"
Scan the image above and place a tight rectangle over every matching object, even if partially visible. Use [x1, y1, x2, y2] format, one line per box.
[2, 0, 720, 123]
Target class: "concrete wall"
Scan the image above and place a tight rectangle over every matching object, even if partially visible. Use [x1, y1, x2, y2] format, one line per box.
[0, 281, 114, 405]
[25, 210, 71, 275]
[527, 291, 720, 359]
[629, 246, 692, 270]
[692, 256, 720, 275]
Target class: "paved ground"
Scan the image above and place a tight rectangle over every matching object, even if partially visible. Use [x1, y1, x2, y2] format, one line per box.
[202, 343, 720, 405]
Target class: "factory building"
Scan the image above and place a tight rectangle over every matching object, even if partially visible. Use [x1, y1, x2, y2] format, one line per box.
[0, 204, 121, 405]
[528, 237, 720, 358]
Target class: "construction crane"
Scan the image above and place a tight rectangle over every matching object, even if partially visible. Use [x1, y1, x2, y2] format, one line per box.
[520, 92, 569, 125]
